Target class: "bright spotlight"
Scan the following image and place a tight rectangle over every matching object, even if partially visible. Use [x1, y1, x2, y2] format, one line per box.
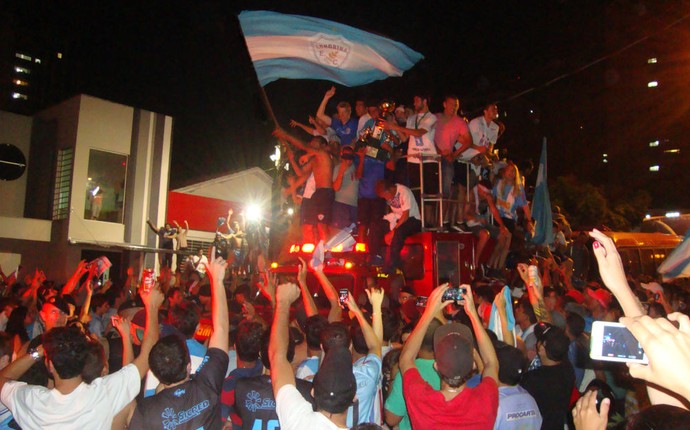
[245, 204, 262, 222]
[287, 207, 294, 216]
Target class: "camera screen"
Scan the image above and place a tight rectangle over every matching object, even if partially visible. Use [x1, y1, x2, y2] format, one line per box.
[339, 289, 349, 304]
[601, 325, 645, 360]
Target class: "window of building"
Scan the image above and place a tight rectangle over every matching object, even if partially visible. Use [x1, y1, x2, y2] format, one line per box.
[14, 66, 30, 74]
[57, 52, 63, 59]
[664, 149, 680, 154]
[649, 165, 660, 172]
[647, 81, 658, 88]
[11, 93, 28, 100]
[34, 58, 41, 64]
[647, 57, 657, 64]
[84, 149, 128, 223]
[15, 53, 31, 61]
[52, 148, 74, 220]
[13, 79, 28, 87]
[649, 140, 659, 147]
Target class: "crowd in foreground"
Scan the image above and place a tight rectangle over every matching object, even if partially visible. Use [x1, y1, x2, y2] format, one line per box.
[0, 227, 688, 429]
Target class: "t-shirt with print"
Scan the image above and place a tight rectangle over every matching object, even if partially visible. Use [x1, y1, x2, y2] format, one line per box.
[235, 374, 314, 430]
[275, 384, 348, 430]
[1, 363, 140, 430]
[494, 385, 542, 430]
[403, 368, 499, 430]
[129, 348, 229, 430]
[331, 116, 359, 147]
[469, 116, 500, 150]
[493, 183, 527, 220]
[406, 112, 437, 163]
[384, 358, 440, 430]
[222, 361, 264, 428]
[356, 156, 385, 200]
[295, 356, 319, 381]
[347, 353, 382, 426]
[386, 184, 421, 222]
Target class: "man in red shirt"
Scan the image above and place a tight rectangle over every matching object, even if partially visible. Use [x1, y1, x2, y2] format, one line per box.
[399, 284, 499, 429]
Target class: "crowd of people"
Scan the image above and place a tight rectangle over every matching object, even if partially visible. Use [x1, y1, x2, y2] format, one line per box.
[276, 86, 542, 278]
[0, 224, 688, 429]
[0, 89, 688, 430]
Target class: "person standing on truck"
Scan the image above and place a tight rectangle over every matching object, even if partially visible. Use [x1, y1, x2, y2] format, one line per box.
[371, 179, 422, 275]
[273, 127, 334, 244]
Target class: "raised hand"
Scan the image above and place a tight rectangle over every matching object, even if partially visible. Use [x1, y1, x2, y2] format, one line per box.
[276, 282, 301, 306]
[589, 229, 628, 294]
[620, 313, 690, 401]
[366, 287, 385, 310]
[572, 389, 610, 430]
[111, 315, 132, 338]
[324, 86, 336, 99]
[426, 283, 453, 316]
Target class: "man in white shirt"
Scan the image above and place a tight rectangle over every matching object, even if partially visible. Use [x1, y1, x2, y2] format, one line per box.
[269, 283, 355, 430]
[370, 179, 422, 275]
[0, 288, 162, 430]
[469, 102, 504, 155]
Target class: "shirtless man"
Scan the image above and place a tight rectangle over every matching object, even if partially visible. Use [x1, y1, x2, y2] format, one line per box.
[274, 127, 334, 243]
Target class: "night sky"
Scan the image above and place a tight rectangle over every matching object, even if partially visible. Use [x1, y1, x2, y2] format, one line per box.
[6, 0, 690, 205]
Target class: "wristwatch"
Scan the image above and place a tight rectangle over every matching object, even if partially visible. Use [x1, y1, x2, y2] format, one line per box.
[28, 348, 41, 361]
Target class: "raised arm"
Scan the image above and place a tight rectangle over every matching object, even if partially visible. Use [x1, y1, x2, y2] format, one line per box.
[132, 287, 163, 378]
[269, 283, 301, 395]
[297, 258, 318, 317]
[146, 219, 158, 235]
[273, 127, 315, 155]
[494, 287, 515, 346]
[316, 86, 335, 126]
[312, 267, 342, 322]
[205, 249, 229, 351]
[517, 263, 552, 324]
[0, 345, 45, 394]
[346, 292, 382, 357]
[290, 119, 316, 135]
[62, 260, 88, 296]
[367, 288, 385, 346]
[112, 316, 134, 365]
[463, 284, 499, 381]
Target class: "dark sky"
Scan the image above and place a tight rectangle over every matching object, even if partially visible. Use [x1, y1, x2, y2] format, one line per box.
[7, 0, 690, 202]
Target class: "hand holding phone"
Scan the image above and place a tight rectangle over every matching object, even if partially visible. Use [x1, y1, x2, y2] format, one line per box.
[442, 287, 467, 303]
[590, 321, 647, 364]
[339, 288, 349, 308]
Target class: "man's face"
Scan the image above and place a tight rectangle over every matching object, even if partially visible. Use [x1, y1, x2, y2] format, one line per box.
[378, 188, 394, 201]
[97, 301, 110, 315]
[484, 104, 499, 120]
[170, 291, 183, 307]
[443, 97, 459, 114]
[413, 96, 425, 112]
[336, 105, 351, 119]
[544, 292, 557, 311]
[40, 303, 67, 331]
[399, 291, 415, 304]
[309, 137, 323, 149]
[355, 101, 366, 116]
[367, 106, 380, 119]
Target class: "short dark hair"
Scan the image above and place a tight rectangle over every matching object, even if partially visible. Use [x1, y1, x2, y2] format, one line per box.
[43, 326, 89, 379]
[90, 293, 108, 310]
[566, 312, 585, 338]
[321, 322, 351, 353]
[304, 315, 328, 349]
[350, 320, 369, 355]
[236, 320, 264, 362]
[422, 319, 441, 352]
[518, 297, 537, 324]
[375, 179, 394, 197]
[260, 329, 296, 369]
[167, 301, 201, 338]
[150, 334, 190, 385]
[82, 339, 106, 383]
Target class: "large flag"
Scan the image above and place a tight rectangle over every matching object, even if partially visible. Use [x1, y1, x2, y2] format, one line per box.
[531, 139, 554, 246]
[238, 10, 424, 87]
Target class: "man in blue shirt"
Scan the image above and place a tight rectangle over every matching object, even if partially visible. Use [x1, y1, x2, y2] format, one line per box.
[317, 86, 359, 146]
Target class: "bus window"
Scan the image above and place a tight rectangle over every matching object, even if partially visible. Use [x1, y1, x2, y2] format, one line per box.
[639, 249, 657, 278]
[618, 249, 641, 278]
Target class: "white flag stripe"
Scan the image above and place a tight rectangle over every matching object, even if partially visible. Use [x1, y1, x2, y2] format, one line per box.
[244, 35, 404, 76]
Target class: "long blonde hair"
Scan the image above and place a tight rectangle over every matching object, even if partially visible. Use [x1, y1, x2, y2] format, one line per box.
[497, 162, 523, 198]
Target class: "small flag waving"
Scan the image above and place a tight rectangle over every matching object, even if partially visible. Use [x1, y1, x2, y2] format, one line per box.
[531, 139, 554, 246]
[238, 10, 424, 87]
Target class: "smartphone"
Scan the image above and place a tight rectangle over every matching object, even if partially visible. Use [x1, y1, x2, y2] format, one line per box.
[442, 287, 467, 303]
[590, 321, 648, 364]
[416, 296, 428, 308]
[339, 288, 349, 307]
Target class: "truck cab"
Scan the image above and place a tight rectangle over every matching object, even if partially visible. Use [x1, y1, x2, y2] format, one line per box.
[270, 231, 477, 301]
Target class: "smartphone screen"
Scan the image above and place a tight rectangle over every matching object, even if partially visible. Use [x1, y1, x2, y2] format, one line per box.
[339, 288, 349, 306]
[416, 296, 428, 307]
[590, 321, 647, 363]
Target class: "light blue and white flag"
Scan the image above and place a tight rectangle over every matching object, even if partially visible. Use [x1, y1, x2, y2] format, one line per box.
[658, 227, 690, 281]
[531, 139, 554, 246]
[238, 10, 424, 87]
